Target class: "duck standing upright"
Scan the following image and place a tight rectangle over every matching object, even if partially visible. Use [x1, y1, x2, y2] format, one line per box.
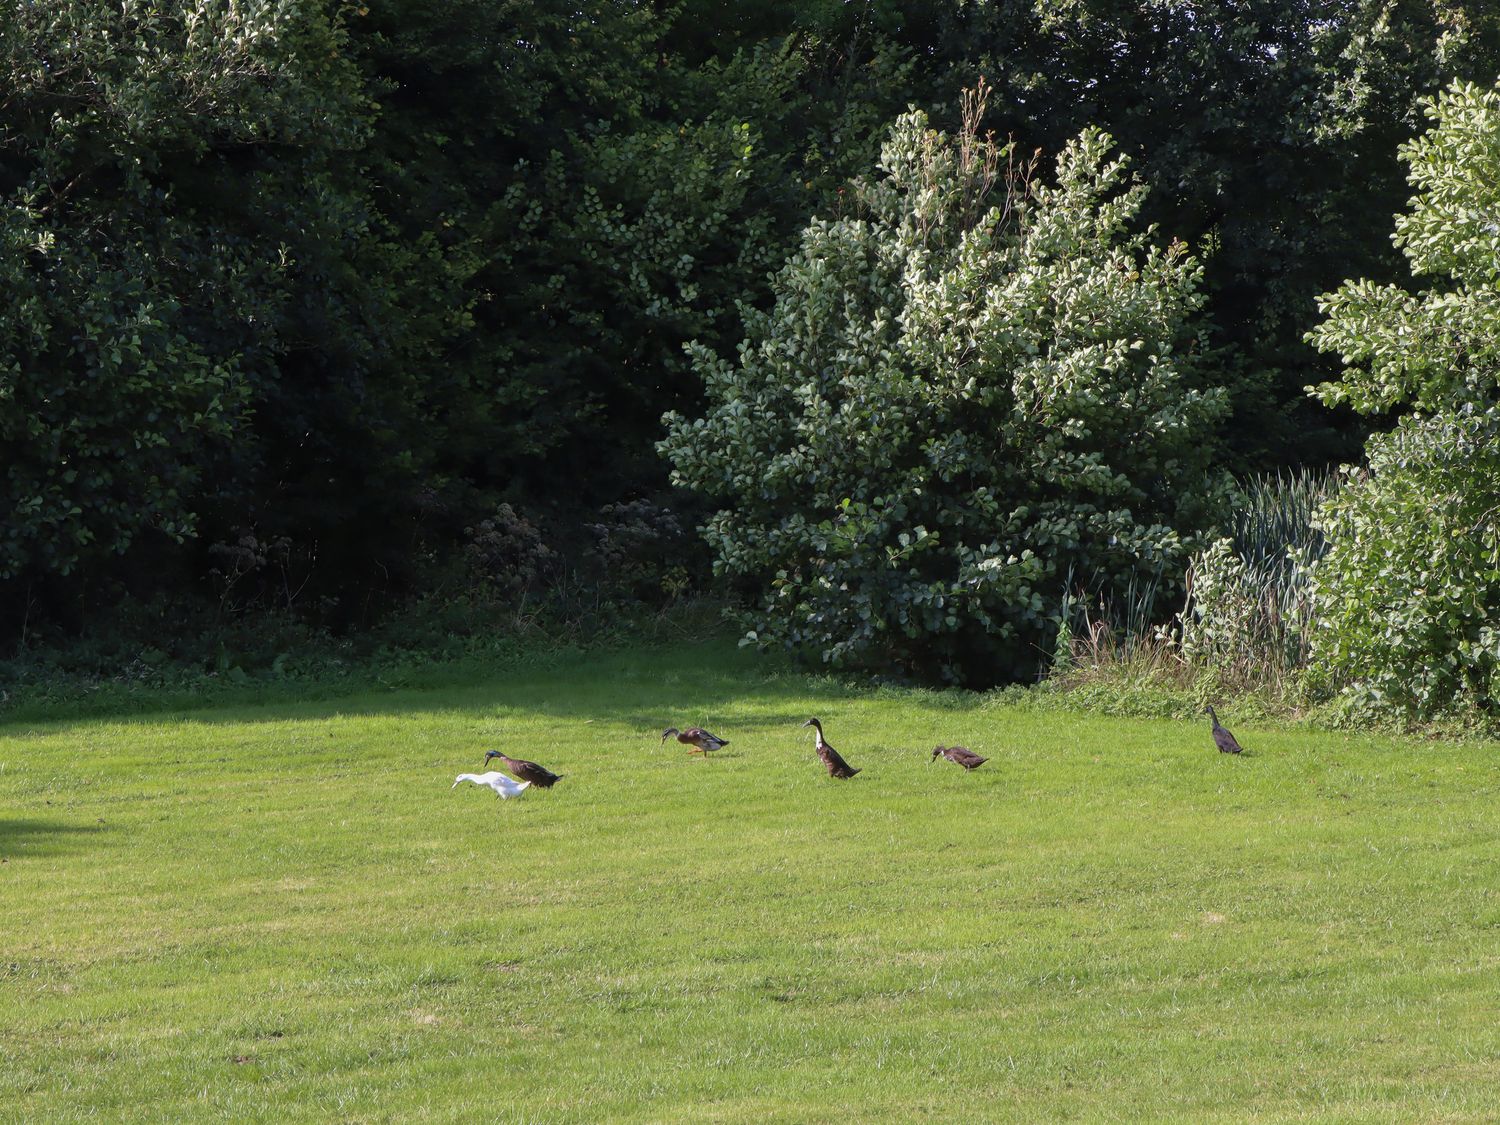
[932, 745, 987, 771]
[484, 750, 564, 787]
[1204, 706, 1245, 754]
[660, 726, 730, 755]
[801, 717, 860, 779]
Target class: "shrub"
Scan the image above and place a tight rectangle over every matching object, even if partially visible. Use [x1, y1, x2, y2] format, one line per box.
[585, 500, 690, 604]
[463, 505, 555, 600]
[1307, 79, 1500, 718]
[1305, 412, 1500, 718]
[660, 86, 1229, 685]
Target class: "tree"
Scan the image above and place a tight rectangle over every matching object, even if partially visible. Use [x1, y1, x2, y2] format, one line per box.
[350, 0, 912, 513]
[0, 2, 365, 590]
[871, 0, 1500, 467]
[1307, 79, 1500, 718]
[1307, 412, 1500, 718]
[661, 92, 1228, 685]
[1309, 79, 1500, 415]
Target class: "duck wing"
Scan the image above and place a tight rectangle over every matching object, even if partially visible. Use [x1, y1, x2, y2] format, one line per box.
[684, 727, 729, 751]
[1213, 725, 1244, 754]
[817, 741, 860, 779]
[947, 747, 987, 769]
[502, 756, 562, 787]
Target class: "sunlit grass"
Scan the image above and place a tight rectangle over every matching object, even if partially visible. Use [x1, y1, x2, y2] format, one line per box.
[4, 640, 1500, 1121]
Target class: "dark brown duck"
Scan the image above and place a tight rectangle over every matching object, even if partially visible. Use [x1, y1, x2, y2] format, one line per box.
[801, 718, 860, 779]
[931, 745, 987, 770]
[484, 750, 564, 787]
[1204, 706, 1245, 754]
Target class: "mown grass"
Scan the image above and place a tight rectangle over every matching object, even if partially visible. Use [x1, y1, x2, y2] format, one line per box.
[4, 640, 1500, 1121]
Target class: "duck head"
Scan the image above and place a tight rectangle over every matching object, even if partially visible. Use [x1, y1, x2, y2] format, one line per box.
[484, 749, 504, 765]
[660, 728, 680, 743]
[930, 747, 944, 763]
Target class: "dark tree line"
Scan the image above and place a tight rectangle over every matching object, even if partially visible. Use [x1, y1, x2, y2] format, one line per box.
[2, 0, 1497, 658]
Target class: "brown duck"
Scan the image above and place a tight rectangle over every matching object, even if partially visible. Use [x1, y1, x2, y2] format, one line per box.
[660, 726, 729, 755]
[801, 717, 860, 779]
[1204, 706, 1245, 754]
[931, 745, 987, 770]
[484, 750, 564, 787]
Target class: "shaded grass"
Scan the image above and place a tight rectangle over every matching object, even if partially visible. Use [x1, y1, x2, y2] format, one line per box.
[4, 640, 1500, 1121]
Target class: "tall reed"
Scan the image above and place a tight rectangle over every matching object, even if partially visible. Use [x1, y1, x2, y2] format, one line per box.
[1050, 468, 1338, 699]
[1179, 468, 1336, 689]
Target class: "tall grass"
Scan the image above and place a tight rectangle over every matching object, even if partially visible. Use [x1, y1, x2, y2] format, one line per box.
[1054, 565, 1184, 687]
[1178, 468, 1336, 691]
[1051, 468, 1338, 709]
[1223, 468, 1333, 572]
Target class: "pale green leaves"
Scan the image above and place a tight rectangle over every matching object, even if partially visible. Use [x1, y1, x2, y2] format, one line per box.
[1309, 79, 1500, 413]
[660, 98, 1225, 683]
[1308, 412, 1500, 718]
[1304, 78, 1500, 715]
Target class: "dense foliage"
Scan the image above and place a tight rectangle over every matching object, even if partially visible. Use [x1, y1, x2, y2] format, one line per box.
[868, 0, 1500, 465]
[1308, 413, 1500, 718]
[0, 3, 363, 583]
[0, 2, 484, 632]
[1308, 80, 1500, 718]
[662, 102, 1227, 684]
[4, 1, 1500, 696]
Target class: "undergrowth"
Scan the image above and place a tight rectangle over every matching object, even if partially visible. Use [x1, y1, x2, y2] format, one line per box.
[1030, 469, 1500, 739]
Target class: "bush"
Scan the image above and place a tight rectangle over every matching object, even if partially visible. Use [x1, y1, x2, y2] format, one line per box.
[1305, 412, 1500, 719]
[660, 86, 1229, 686]
[463, 505, 555, 600]
[585, 500, 690, 604]
[1308, 79, 1500, 719]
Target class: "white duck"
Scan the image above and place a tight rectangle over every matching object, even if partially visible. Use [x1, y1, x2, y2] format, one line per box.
[452, 771, 531, 799]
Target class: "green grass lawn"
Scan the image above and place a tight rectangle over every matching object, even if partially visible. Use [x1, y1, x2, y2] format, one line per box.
[5, 640, 1500, 1122]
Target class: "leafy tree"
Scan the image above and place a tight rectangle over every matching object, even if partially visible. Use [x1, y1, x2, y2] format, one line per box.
[1309, 79, 1500, 415]
[867, 0, 1500, 467]
[0, 2, 364, 589]
[661, 94, 1228, 685]
[351, 0, 908, 512]
[0, 0, 913, 642]
[1306, 79, 1500, 718]
[0, 1, 499, 634]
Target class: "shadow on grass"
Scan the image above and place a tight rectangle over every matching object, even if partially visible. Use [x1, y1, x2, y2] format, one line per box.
[0, 640, 878, 735]
[0, 639, 1000, 767]
[0, 818, 109, 858]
